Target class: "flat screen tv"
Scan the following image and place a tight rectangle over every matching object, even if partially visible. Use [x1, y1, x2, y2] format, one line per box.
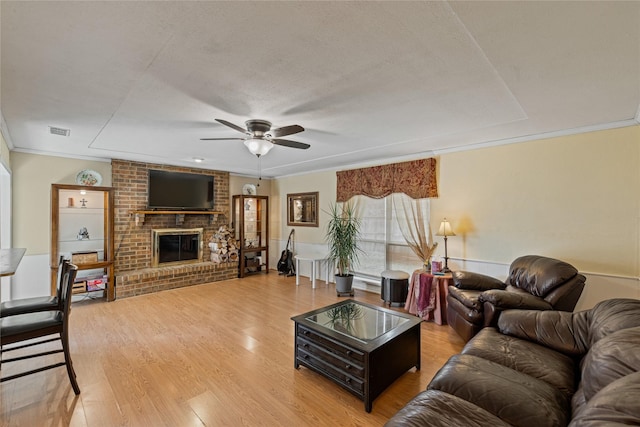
[147, 170, 214, 210]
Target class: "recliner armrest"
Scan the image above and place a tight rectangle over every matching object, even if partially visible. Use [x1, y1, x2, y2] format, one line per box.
[480, 289, 553, 310]
[452, 271, 506, 291]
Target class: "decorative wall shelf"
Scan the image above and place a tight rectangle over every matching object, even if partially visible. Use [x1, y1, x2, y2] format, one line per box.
[130, 210, 225, 226]
[51, 184, 115, 301]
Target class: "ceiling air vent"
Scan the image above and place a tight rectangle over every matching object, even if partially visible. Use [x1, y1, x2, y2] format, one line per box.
[49, 126, 70, 137]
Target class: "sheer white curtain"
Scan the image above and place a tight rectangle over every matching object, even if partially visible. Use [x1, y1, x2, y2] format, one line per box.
[391, 193, 437, 267]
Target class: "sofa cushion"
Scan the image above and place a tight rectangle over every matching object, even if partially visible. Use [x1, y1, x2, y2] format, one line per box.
[569, 371, 640, 427]
[452, 270, 506, 291]
[580, 326, 640, 402]
[428, 354, 569, 427]
[462, 328, 577, 397]
[507, 255, 578, 297]
[384, 390, 511, 427]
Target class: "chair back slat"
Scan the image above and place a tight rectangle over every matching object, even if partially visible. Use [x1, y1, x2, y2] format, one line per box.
[60, 264, 78, 317]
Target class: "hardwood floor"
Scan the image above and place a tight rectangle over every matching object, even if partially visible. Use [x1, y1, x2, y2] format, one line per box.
[1, 272, 464, 426]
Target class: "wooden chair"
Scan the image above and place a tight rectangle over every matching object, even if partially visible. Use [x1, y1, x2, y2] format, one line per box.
[0, 257, 70, 318]
[1, 263, 80, 394]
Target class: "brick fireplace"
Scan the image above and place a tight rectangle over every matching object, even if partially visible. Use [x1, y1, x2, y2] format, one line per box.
[112, 160, 237, 298]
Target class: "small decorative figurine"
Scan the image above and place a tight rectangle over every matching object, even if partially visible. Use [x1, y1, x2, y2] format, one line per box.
[77, 227, 90, 240]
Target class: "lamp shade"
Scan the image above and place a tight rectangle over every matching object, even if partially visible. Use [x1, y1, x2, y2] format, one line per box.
[244, 138, 274, 157]
[436, 219, 455, 237]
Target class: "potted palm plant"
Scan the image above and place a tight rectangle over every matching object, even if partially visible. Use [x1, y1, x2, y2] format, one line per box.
[325, 203, 363, 296]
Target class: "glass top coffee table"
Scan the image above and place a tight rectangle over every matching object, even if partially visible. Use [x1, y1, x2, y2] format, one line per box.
[291, 299, 422, 412]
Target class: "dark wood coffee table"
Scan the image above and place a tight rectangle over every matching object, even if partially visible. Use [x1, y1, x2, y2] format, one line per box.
[291, 299, 422, 412]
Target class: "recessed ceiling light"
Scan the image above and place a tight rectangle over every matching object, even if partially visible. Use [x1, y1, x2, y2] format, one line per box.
[49, 126, 70, 137]
[193, 157, 204, 163]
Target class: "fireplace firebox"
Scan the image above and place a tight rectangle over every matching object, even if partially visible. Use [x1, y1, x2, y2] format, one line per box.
[152, 228, 203, 267]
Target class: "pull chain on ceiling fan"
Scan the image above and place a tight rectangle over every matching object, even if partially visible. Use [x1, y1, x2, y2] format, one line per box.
[201, 119, 310, 157]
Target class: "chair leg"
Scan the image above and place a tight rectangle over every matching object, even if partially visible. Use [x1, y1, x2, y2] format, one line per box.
[61, 330, 80, 395]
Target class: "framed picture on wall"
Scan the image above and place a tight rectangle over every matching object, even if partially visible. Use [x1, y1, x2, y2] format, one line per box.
[287, 192, 319, 227]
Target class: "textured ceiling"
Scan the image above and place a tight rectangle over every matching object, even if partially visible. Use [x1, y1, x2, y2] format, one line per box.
[1, 1, 639, 177]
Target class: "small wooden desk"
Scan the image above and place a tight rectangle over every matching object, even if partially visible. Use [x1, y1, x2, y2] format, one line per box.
[405, 270, 452, 325]
[294, 254, 331, 289]
[0, 248, 26, 277]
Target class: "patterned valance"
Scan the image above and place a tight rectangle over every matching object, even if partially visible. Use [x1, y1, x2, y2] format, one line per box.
[336, 158, 438, 202]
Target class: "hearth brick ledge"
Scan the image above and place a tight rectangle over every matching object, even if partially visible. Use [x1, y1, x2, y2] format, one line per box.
[116, 262, 238, 299]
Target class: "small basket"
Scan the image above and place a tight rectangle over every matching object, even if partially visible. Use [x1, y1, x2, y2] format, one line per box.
[71, 251, 98, 264]
[72, 281, 87, 294]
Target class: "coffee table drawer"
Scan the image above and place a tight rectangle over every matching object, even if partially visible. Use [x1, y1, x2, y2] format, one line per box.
[297, 336, 364, 379]
[297, 347, 365, 396]
[297, 325, 365, 363]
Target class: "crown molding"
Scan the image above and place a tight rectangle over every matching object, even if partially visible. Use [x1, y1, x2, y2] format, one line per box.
[10, 147, 112, 163]
[0, 111, 15, 150]
[432, 119, 639, 157]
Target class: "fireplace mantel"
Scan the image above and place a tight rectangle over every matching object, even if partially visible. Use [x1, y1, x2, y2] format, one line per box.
[131, 210, 225, 226]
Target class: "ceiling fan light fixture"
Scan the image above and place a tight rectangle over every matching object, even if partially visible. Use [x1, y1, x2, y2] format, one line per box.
[244, 138, 273, 157]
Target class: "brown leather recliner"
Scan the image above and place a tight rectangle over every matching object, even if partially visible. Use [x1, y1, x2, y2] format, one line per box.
[446, 255, 586, 342]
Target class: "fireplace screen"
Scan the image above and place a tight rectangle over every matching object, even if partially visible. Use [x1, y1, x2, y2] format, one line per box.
[152, 228, 203, 267]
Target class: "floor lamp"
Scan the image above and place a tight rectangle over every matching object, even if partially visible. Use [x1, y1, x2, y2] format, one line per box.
[436, 218, 455, 273]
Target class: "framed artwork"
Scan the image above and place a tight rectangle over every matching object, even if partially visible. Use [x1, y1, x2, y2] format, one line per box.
[287, 192, 319, 227]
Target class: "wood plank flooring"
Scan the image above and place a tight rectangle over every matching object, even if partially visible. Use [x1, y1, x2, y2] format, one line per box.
[1, 272, 464, 426]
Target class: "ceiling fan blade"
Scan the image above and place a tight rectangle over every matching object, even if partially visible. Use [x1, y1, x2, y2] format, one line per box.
[267, 124, 304, 138]
[271, 138, 310, 149]
[200, 137, 245, 141]
[215, 119, 250, 135]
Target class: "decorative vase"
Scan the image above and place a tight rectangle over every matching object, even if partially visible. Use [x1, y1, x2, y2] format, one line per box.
[423, 257, 432, 272]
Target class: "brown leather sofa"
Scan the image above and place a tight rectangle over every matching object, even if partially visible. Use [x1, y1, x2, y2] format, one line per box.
[447, 255, 586, 342]
[386, 298, 640, 427]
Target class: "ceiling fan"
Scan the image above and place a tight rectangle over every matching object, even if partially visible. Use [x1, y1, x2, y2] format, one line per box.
[201, 119, 310, 157]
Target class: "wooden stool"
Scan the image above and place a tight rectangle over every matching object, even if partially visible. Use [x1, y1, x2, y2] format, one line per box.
[380, 270, 409, 307]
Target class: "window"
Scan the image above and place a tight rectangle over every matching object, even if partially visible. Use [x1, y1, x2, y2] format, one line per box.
[353, 195, 427, 279]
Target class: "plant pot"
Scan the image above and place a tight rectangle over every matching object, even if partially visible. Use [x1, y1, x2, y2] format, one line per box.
[335, 274, 355, 297]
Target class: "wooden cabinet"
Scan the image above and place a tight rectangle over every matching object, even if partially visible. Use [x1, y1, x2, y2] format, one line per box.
[50, 184, 115, 301]
[232, 195, 268, 278]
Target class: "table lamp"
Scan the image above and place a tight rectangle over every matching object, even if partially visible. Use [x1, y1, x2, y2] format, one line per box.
[436, 218, 455, 273]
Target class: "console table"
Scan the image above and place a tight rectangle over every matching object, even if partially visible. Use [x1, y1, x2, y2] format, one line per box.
[0, 248, 26, 277]
[405, 270, 452, 325]
[294, 254, 331, 288]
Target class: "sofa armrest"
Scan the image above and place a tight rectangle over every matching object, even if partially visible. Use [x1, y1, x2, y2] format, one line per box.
[480, 289, 553, 311]
[497, 309, 589, 356]
[452, 271, 506, 291]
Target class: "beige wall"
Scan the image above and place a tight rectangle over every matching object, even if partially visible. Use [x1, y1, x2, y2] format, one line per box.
[431, 125, 640, 277]
[11, 152, 112, 255]
[271, 170, 336, 244]
[267, 126, 640, 281]
[9, 124, 640, 279]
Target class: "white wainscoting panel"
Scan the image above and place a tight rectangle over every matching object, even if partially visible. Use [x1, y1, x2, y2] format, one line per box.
[450, 256, 639, 312]
[268, 248, 640, 309]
